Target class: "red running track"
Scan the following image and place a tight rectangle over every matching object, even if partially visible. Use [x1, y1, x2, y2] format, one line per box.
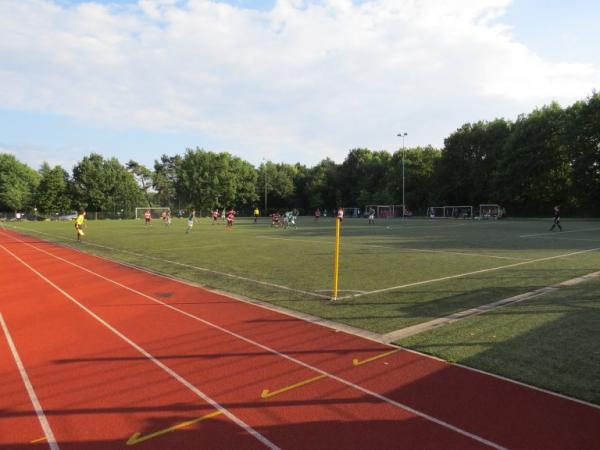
[1, 228, 599, 450]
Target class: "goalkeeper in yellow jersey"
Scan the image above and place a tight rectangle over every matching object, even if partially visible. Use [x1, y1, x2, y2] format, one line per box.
[75, 210, 86, 241]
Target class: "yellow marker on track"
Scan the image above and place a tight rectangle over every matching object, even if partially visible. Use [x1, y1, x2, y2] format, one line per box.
[352, 349, 400, 367]
[31, 437, 47, 444]
[126, 410, 223, 446]
[261, 374, 327, 399]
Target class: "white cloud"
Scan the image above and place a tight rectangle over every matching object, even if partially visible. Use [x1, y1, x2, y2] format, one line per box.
[1, 0, 599, 164]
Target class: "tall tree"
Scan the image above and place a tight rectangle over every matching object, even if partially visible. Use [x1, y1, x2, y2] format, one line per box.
[564, 92, 600, 213]
[494, 103, 570, 213]
[35, 163, 71, 214]
[0, 154, 39, 212]
[72, 154, 143, 212]
[126, 160, 153, 207]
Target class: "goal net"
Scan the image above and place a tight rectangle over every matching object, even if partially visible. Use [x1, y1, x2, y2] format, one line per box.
[135, 207, 170, 220]
[443, 205, 473, 219]
[365, 204, 404, 218]
[426, 206, 445, 218]
[479, 204, 504, 220]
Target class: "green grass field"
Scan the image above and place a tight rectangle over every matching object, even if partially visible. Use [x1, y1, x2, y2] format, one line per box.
[4, 216, 600, 403]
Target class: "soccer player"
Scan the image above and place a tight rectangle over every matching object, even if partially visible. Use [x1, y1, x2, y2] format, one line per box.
[550, 205, 562, 231]
[337, 207, 344, 222]
[253, 206, 260, 224]
[368, 208, 375, 225]
[226, 208, 236, 228]
[186, 209, 196, 234]
[212, 208, 219, 224]
[144, 209, 152, 226]
[75, 210, 86, 241]
[314, 208, 321, 221]
[164, 210, 172, 227]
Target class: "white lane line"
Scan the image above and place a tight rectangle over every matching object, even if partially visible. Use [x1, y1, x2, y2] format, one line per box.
[0, 313, 60, 450]
[520, 227, 600, 238]
[6, 225, 328, 300]
[4, 233, 506, 450]
[0, 243, 280, 450]
[526, 236, 600, 243]
[338, 247, 600, 300]
[257, 236, 530, 261]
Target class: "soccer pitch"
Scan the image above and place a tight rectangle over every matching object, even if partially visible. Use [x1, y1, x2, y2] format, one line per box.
[6, 216, 600, 403]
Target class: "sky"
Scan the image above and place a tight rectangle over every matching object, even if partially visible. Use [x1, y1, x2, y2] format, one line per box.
[1, 0, 599, 171]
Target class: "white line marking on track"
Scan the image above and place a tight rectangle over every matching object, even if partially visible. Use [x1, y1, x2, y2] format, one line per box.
[6, 226, 329, 300]
[2, 231, 506, 450]
[338, 247, 600, 300]
[519, 227, 600, 238]
[0, 243, 281, 450]
[0, 313, 60, 450]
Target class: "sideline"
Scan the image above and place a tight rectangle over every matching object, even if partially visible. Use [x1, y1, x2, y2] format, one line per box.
[0, 313, 59, 450]
[520, 227, 600, 238]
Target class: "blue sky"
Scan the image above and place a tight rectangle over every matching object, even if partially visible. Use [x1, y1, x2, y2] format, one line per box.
[1, 0, 599, 171]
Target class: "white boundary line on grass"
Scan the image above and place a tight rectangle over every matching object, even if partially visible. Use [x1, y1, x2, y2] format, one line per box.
[2, 231, 507, 450]
[0, 313, 60, 450]
[257, 235, 530, 261]
[519, 227, 600, 238]
[5, 225, 329, 300]
[0, 243, 281, 450]
[337, 247, 600, 300]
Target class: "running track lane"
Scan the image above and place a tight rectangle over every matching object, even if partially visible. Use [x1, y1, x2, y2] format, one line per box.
[2, 228, 600, 449]
[1, 230, 491, 449]
[0, 237, 268, 449]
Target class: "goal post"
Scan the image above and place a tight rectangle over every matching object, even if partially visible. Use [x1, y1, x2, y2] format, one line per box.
[135, 207, 170, 220]
[426, 206, 445, 218]
[443, 205, 473, 219]
[365, 204, 404, 218]
[479, 204, 504, 220]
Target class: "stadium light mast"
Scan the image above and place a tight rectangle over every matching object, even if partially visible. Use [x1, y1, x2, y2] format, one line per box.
[263, 158, 268, 213]
[397, 132, 408, 220]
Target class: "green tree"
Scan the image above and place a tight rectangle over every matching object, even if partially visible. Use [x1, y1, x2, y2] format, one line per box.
[177, 148, 258, 212]
[35, 163, 71, 214]
[495, 103, 570, 213]
[564, 92, 600, 213]
[72, 154, 143, 213]
[126, 160, 153, 207]
[0, 154, 40, 212]
[437, 119, 511, 205]
[153, 154, 182, 208]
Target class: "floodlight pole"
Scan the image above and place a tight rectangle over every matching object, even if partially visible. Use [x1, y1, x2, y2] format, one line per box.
[263, 158, 268, 213]
[397, 132, 407, 219]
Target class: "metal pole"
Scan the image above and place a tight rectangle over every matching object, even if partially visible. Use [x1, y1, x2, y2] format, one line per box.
[397, 132, 407, 219]
[263, 159, 267, 213]
[332, 215, 341, 301]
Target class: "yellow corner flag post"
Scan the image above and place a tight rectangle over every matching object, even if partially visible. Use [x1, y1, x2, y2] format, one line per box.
[332, 214, 341, 301]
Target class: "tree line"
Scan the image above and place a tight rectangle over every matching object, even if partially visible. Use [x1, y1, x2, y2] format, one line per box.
[1, 92, 598, 217]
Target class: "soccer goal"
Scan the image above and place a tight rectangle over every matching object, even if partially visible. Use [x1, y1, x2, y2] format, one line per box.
[443, 205, 473, 219]
[479, 204, 504, 220]
[365, 204, 404, 218]
[135, 207, 170, 220]
[426, 206, 445, 218]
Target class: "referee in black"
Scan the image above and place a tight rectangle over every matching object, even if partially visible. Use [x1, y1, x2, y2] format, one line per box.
[550, 205, 562, 231]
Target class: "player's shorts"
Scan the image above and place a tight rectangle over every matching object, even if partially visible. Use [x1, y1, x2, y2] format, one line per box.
[187, 220, 194, 227]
